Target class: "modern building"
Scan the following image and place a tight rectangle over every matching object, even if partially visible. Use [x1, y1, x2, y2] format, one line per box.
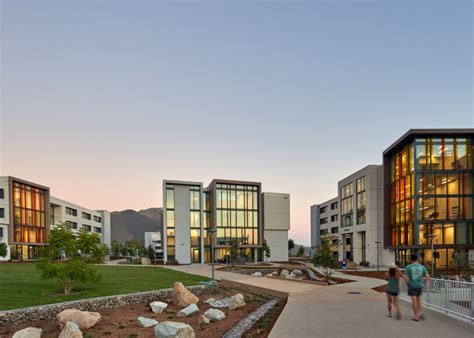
[310, 165, 394, 267]
[163, 179, 290, 264]
[310, 197, 339, 257]
[144, 231, 163, 259]
[0, 176, 111, 261]
[383, 129, 474, 267]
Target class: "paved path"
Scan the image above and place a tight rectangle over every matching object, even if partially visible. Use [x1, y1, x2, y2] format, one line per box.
[163, 264, 473, 338]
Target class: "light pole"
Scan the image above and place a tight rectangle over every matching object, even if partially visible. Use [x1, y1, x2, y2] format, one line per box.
[375, 241, 381, 272]
[208, 228, 217, 281]
[428, 234, 437, 276]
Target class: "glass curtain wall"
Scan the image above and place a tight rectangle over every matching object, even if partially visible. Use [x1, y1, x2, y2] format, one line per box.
[356, 177, 367, 225]
[341, 183, 353, 227]
[215, 183, 259, 262]
[203, 191, 211, 263]
[189, 186, 201, 263]
[165, 184, 176, 262]
[11, 181, 47, 260]
[389, 136, 474, 268]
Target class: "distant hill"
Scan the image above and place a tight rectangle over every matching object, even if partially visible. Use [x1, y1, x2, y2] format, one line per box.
[111, 208, 163, 245]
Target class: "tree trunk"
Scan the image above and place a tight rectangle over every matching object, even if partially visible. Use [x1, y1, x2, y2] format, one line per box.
[64, 280, 72, 294]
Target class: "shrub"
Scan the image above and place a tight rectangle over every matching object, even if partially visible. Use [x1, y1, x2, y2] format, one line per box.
[0, 243, 7, 258]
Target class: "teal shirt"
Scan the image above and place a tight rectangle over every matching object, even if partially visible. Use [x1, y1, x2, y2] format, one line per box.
[387, 277, 400, 293]
[405, 263, 428, 288]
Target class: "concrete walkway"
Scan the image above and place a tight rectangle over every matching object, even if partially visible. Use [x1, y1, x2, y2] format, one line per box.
[163, 264, 473, 338]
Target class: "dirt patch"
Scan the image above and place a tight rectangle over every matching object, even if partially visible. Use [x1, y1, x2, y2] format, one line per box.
[243, 298, 287, 338]
[0, 285, 283, 338]
[372, 284, 388, 293]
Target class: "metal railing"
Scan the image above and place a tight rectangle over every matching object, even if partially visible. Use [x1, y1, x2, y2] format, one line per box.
[400, 278, 474, 320]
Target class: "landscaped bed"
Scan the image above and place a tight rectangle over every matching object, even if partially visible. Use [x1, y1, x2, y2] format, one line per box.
[0, 283, 285, 338]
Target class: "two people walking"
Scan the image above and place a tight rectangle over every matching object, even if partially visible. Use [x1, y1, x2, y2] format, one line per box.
[385, 254, 430, 321]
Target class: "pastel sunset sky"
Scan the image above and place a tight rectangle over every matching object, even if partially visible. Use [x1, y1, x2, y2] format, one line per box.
[1, 1, 472, 245]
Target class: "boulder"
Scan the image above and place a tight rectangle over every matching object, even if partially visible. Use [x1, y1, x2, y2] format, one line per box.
[172, 282, 199, 307]
[59, 322, 82, 338]
[198, 314, 210, 326]
[202, 298, 215, 304]
[209, 297, 233, 308]
[57, 309, 101, 330]
[141, 257, 152, 265]
[154, 321, 195, 338]
[291, 269, 303, 277]
[203, 308, 225, 322]
[306, 269, 317, 281]
[176, 303, 199, 318]
[138, 316, 159, 327]
[150, 301, 168, 314]
[229, 293, 246, 310]
[12, 327, 42, 338]
[280, 269, 289, 277]
[251, 272, 263, 277]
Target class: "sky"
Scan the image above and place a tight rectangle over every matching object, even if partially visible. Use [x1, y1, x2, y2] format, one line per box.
[1, 0, 473, 245]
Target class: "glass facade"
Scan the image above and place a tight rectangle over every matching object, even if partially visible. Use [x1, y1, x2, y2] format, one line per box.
[341, 183, 353, 227]
[356, 176, 366, 225]
[189, 186, 201, 263]
[165, 184, 176, 261]
[214, 182, 260, 261]
[387, 135, 474, 268]
[11, 181, 48, 260]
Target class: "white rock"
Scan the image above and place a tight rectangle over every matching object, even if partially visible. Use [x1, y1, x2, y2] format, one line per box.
[198, 314, 210, 325]
[57, 309, 101, 330]
[176, 303, 199, 318]
[251, 272, 263, 277]
[280, 269, 289, 277]
[150, 301, 168, 313]
[12, 327, 42, 338]
[154, 321, 195, 338]
[138, 316, 159, 327]
[202, 298, 215, 304]
[229, 293, 246, 310]
[59, 322, 83, 338]
[203, 308, 225, 322]
[141, 257, 152, 265]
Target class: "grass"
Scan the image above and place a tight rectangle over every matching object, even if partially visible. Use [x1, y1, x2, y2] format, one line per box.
[0, 263, 209, 311]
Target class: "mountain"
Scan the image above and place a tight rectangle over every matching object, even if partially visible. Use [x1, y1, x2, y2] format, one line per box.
[111, 208, 163, 244]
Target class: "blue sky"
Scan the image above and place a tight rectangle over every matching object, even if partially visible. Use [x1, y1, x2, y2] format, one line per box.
[1, 0, 472, 245]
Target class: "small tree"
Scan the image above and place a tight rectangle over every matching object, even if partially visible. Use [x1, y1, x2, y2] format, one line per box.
[36, 224, 103, 294]
[288, 239, 295, 252]
[146, 245, 156, 262]
[297, 245, 305, 257]
[262, 240, 271, 262]
[77, 229, 108, 264]
[313, 241, 338, 284]
[110, 240, 121, 258]
[125, 240, 144, 257]
[0, 243, 7, 258]
[228, 239, 240, 265]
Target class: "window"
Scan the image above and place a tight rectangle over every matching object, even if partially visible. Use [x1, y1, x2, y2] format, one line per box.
[331, 202, 338, 210]
[0, 227, 3, 238]
[65, 221, 78, 229]
[320, 229, 329, 236]
[93, 215, 102, 222]
[0, 208, 4, 218]
[82, 224, 92, 232]
[94, 227, 102, 233]
[331, 214, 338, 222]
[331, 227, 338, 234]
[82, 212, 91, 220]
[320, 217, 328, 224]
[341, 183, 353, 227]
[320, 206, 327, 214]
[0, 188, 4, 199]
[356, 177, 366, 225]
[65, 207, 77, 216]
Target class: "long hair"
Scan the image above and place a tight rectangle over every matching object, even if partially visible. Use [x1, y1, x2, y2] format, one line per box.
[389, 267, 398, 278]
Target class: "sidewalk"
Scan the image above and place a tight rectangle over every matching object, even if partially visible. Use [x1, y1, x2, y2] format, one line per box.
[163, 264, 473, 338]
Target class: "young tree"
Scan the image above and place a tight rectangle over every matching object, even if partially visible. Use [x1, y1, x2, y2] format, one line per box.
[125, 240, 144, 257]
[262, 240, 271, 262]
[110, 240, 121, 258]
[288, 239, 295, 252]
[312, 241, 338, 284]
[36, 224, 103, 294]
[147, 245, 156, 262]
[228, 239, 240, 265]
[77, 229, 108, 263]
[0, 243, 7, 258]
[297, 245, 305, 257]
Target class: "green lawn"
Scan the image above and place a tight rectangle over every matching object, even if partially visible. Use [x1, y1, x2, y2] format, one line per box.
[0, 264, 209, 311]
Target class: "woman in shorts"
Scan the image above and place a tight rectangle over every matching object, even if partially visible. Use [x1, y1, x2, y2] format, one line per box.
[385, 263, 402, 319]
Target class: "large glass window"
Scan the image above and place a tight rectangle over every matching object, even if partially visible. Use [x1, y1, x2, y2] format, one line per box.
[356, 177, 366, 225]
[341, 183, 353, 227]
[165, 184, 175, 261]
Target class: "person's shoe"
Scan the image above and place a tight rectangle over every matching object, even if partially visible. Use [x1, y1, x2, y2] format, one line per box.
[387, 314, 392, 318]
[396, 311, 401, 320]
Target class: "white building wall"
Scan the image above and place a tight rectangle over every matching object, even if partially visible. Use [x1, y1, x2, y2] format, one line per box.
[0, 178, 10, 261]
[263, 193, 290, 262]
[50, 196, 111, 247]
[311, 197, 339, 254]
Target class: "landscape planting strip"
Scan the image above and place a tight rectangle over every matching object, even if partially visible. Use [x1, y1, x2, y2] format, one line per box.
[222, 298, 279, 338]
[0, 285, 207, 326]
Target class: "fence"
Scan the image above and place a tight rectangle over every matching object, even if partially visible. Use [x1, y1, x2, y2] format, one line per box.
[400, 278, 474, 320]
